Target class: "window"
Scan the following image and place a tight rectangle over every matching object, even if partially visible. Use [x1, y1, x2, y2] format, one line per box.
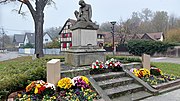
[45, 39, 48, 41]
[63, 43, 67, 48]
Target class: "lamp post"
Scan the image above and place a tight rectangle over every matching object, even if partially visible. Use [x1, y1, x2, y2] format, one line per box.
[110, 21, 116, 56]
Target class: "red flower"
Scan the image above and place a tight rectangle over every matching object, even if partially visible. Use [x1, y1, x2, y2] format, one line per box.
[38, 86, 46, 94]
[100, 65, 103, 68]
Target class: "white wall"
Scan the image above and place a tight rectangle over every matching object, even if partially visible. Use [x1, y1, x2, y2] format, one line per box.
[23, 35, 29, 45]
[43, 34, 52, 44]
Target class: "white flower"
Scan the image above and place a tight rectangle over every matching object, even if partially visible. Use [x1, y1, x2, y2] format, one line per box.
[44, 83, 56, 90]
[96, 60, 99, 63]
[72, 76, 81, 86]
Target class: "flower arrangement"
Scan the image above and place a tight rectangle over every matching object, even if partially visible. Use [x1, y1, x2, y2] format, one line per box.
[72, 76, 90, 89]
[130, 68, 141, 77]
[131, 67, 179, 85]
[150, 67, 163, 76]
[57, 77, 73, 89]
[15, 80, 56, 100]
[105, 58, 122, 71]
[91, 60, 105, 69]
[130, 68, 150, 78]
[15, 76, 98, 101]
[57, 76, 98, 101]
[141, 75, 166, 85]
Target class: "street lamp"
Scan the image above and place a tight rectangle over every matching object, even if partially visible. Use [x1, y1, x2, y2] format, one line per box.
[110, 21, 116, 56]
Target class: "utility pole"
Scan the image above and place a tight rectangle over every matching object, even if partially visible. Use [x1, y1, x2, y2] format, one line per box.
[1, 28, 5, 52]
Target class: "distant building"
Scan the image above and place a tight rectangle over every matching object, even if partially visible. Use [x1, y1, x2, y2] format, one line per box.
[103, 32, 164, 45]
[23, 33, 35, 45]
[59, 19, 105, 51]
[13, 34, 25, 48]
[43, 32, 53, 44]
[13, 32, 53, 48]
[141, 32, 164, 41]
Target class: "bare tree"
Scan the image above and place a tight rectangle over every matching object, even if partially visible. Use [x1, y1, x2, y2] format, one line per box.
[152, 11, 169, 32]
[1, 0, 55, 58]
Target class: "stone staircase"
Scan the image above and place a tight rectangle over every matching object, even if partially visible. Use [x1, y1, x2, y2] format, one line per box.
[89, 71, 153, 101]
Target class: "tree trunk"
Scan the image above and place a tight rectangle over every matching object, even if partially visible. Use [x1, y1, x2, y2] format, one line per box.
[34, 7, 44, 58]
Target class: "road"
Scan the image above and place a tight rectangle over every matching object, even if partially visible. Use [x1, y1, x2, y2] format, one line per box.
[141, 88, 180, 101]
[0, 52, 30, 61]
[151, 57, 180, 64]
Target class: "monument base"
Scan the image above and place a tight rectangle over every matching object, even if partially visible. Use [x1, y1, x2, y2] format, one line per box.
[65, 46, 106, 67]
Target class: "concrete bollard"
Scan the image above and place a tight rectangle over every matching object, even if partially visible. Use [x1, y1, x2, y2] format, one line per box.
[142, 54, 150, 70]
[47, 59, 61, 85]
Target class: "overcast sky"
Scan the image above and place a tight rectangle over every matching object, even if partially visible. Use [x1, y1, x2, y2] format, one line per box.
[0, 0, 180, 35]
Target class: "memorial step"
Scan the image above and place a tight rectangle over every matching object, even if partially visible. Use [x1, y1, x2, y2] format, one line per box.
[98, 77, 134, 89]
[92, 72, 126, 82]
[112, 91, 152, 101]
[104, 83, 144, 99]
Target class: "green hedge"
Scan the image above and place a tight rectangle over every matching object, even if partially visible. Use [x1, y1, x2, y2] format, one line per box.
[0, 56, 64, 100]
[127, 40, 175, 56]
[106, 55, 141, 63]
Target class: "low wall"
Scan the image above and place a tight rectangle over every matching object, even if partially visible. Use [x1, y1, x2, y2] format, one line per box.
[19, 48, 60, 55]
[154, 46, 180, 57]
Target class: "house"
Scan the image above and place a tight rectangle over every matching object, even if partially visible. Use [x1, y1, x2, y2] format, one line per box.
[13, 34, 25, 48]
[141, 32, 164, 41]
[13, 32, 53, 48]
[43, 32, 53, 44]
[59, 19, 76, 51]
[23, 33, 35, 45]
[59, 18, 106, 51]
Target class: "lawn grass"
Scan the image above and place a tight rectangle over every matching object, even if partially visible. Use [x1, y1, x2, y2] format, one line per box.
[151, 62, 180, 76]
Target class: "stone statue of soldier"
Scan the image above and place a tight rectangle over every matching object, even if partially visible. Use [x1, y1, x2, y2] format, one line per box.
[74, 0, 92, 22]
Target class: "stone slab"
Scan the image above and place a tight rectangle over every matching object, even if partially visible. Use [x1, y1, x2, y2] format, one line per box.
[47, 59, 61, 85]
[65, 51, 105, 67]
[142, 54, 151, 70]
[72, 29, 97, 46]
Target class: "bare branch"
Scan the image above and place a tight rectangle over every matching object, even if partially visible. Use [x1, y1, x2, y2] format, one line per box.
[0, 0, 16, 4]
[43, 0, 56, 9]
[18, 2, 23, 14]
[18, 0, 36, 20]
[0, 0, 7, 3]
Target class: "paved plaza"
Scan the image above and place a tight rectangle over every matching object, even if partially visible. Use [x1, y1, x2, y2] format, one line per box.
[141, 88, 180, 101]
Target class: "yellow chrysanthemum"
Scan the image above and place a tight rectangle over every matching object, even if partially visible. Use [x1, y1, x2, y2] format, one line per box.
[57, 77, 73, 89]
[26, 81, 36, 92]
[34, 84, 41, 94]
[139, 68, 150, 77]
[81, 76, 89, 85]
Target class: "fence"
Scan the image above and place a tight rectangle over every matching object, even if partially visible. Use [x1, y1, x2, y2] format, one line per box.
[19, 48, 61, 55]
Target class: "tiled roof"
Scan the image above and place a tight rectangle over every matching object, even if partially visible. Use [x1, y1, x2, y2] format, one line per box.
[25, 33, 35, 43]
[13, 34, 25, 43]
[146, 32, 163, 40]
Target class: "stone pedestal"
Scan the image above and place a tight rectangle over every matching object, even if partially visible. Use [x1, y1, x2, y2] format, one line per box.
[66, 21, 105, 67]
[72, 29, 97, 46]
[47, 59, 61, 85]
[65, 46, 106, 67]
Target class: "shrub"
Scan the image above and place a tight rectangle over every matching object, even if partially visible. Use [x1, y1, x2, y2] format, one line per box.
[127, 40, 175, 56]
[21, 43, 34, 48]
[45, 40, 60, 48]
[0, 56, 64, 100]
